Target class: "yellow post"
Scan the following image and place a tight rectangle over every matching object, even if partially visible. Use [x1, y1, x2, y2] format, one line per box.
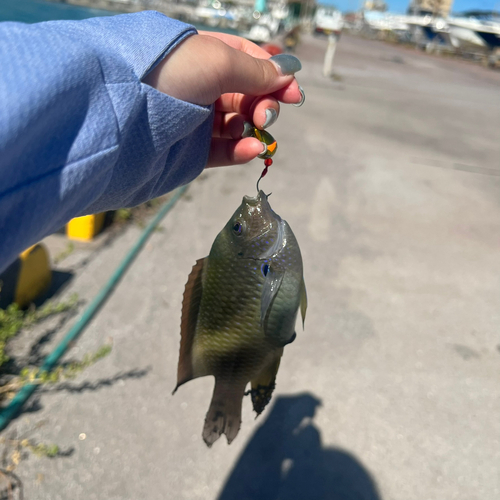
[66, 213, 105, 241]
[14, 244, 52, 308]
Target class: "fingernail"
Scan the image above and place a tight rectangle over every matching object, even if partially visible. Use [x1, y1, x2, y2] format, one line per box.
[241, 121, 254, 138]
[263, 109, 278, 129]
[269, 54, 302, 76]
[292, 85, 305, 107]
[260, 141, 268, 154]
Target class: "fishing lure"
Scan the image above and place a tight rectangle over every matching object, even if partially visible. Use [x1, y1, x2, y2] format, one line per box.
[241, 121, 277, 191]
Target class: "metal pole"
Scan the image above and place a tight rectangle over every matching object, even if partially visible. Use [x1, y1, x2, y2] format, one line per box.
[323, 34, 338, 77]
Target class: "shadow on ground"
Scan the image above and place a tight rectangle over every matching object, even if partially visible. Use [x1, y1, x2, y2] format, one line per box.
[27, 304, 79, 366]
[39, 367, 151, 394]
[4, 368, 151, 427]
[218, 393, 381, 500]
[36, 270, 74, 306]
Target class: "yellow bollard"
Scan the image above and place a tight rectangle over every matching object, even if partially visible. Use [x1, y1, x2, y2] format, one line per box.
[66, 213, 105, 241]
[0, 244, 52, 309]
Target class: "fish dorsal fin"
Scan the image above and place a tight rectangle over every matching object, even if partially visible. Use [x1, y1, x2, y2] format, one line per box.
[260, 267, 284, 328]
[174, 257, 206, 393]
[300, 278, 307, 329]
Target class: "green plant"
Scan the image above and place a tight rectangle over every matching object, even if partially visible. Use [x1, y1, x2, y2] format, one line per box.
[53, 242, 74, 264]
[115, 208, 132, 222]
[0, 341, 113, 498]
[0, 304, 25, 367]
[0, 435, 62, 473]
[22, 344, 112, 383]
[0, 292, 112, 495]
[146, 197, 161, 208]
[26, 441, 60, 458]
[0, 343, 112, 402]
[0, 294, 79, 369]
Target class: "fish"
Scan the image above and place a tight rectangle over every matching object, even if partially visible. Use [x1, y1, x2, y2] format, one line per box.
[174, 190, 307, 447]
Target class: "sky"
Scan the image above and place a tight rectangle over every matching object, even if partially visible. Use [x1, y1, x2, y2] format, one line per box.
[321, 0, 500, 14]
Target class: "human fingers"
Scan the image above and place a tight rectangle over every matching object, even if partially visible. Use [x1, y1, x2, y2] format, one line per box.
[271, 84, 305, 105]
[212, 112, 245, 139]
[198, 30, 271, 59]
[215, 94, 255, 115]
[207, 137, 266, 168]
[250, 97, 280, 130]
[144, 34, 303, 106]
[214, 95, 280, 130]
[216, 90, 296, 115]
[217, 48, 302, 100]
[200, 32, 303, 102]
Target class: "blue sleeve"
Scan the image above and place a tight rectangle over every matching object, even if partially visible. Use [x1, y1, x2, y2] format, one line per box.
[0, 11, 214, 272]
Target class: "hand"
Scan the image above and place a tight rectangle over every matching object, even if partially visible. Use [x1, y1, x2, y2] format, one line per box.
[143, 32, 303, 168]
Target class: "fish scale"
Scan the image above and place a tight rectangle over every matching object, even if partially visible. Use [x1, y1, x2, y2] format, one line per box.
[174, 191, 307, 446]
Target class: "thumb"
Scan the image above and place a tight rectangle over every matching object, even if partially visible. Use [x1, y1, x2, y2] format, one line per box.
[221, 50, 302, 97]
[143, 34, 302, 106]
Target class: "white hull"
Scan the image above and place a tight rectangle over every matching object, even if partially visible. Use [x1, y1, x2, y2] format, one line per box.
[448, 25, 486, 49]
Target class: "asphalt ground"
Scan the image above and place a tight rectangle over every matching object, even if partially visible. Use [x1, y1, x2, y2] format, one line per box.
[4, 33, 500, 499]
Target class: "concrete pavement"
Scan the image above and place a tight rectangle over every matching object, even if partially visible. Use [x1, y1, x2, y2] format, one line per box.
[5, 34, 500, 499]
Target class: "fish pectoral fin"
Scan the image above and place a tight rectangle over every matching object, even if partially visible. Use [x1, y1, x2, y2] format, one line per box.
[300, 278, 307, 329]
[260, 268, 284, 327]
[250, 349, 283, 416]
[175, 257, 206, 392]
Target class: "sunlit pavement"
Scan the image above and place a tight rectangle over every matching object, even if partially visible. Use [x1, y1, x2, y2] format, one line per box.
[9, 33, 500, 500]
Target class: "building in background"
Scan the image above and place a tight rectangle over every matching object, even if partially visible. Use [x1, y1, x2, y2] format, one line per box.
[409, 0, 454, 17]
[363, 0, 388, 12]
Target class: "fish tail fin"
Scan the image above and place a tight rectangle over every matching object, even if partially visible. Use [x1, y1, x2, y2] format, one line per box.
[203, 379, 245, 447]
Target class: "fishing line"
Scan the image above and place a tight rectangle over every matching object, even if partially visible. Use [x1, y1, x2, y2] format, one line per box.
[256, 158, 273, 192]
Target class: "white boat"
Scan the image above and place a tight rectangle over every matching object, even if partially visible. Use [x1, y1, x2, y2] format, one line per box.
[354, 8, 499, 64]
[447, 13, 500, 51]
[314, 6, 344, 35]
[363, 11, 410, 33]
[404, 15, 453, 50]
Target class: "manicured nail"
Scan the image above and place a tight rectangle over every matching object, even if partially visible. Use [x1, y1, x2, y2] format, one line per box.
[269, 54, 302, 76]
[241, 121, 253, 138]
[292, 85, 305, 107]
[263, 109, 278, 129]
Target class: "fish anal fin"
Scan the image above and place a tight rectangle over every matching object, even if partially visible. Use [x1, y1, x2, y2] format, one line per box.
[300, 278, 307, 329]
[175, 258, 206, 393]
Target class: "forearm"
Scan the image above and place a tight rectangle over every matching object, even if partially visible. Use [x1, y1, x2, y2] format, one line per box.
[0, 12, 214, 272]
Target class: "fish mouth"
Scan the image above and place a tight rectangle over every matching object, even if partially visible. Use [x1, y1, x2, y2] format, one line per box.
[243, 191, 282, 222]
[243, 190, 269, 206]
[240, 191, 286, 260]
[242, 191, 265, 207]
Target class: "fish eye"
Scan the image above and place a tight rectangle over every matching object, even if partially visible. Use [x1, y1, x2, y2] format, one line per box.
[233, 221, 243, 235]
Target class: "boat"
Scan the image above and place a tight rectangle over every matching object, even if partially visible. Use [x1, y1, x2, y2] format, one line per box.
[313, 6, 344, 36]
[447, 11, 500, 52]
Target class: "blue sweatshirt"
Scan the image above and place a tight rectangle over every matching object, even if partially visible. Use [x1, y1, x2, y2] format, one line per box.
[0, 11, 214, 272]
